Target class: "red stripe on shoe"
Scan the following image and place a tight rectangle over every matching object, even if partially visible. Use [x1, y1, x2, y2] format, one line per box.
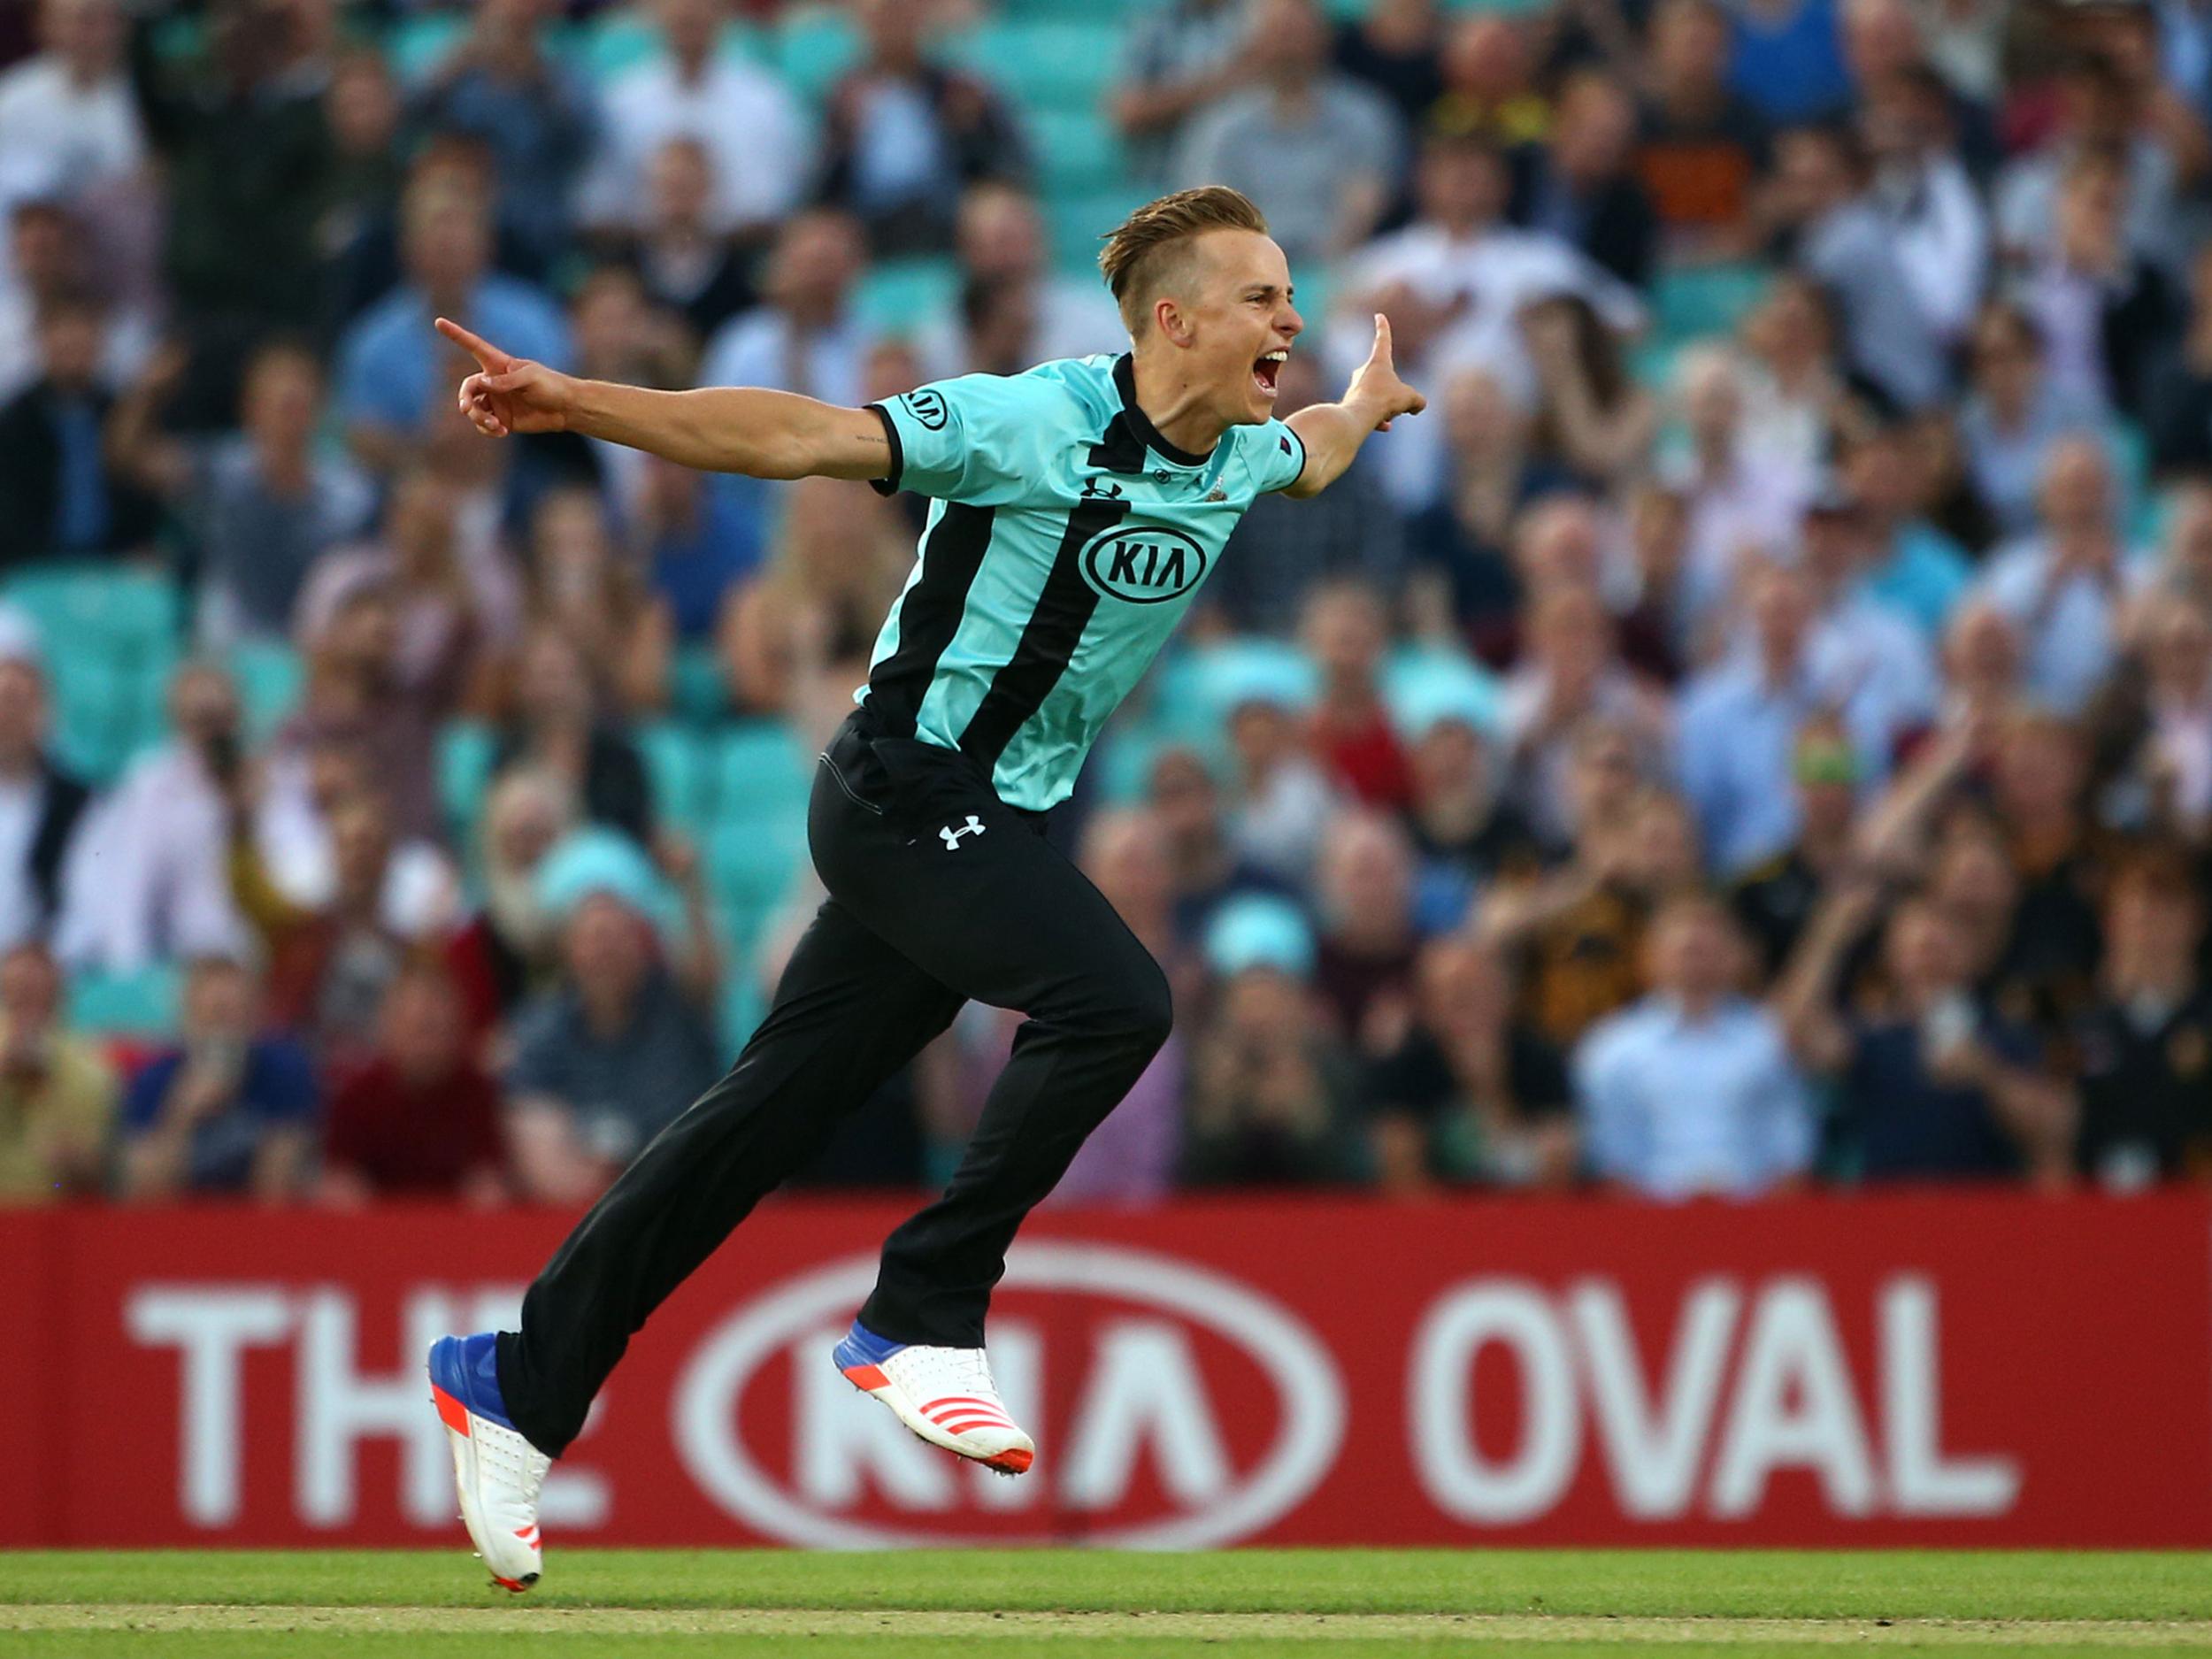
[983, 1446, 1034, 1475]
[932, 1415, 1014, 1436]
[431, 1384, 472, 1438]
[842, 1363, 889, 1391]
[925, 1404, 1010, 1427]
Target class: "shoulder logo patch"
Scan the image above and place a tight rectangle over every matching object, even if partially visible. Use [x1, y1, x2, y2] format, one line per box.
[900, 388, 949, 431]
[1079, 524, 1210, 604]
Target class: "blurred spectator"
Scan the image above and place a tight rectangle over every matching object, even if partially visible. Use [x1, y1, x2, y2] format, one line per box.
[1862, 63, 1988, 347]
[505, 883, 721, 1203]
[1779, 880, 2076, 1182]
[1304, 581, 1413, 809]
[128, 0, 333, 355]
[319, 47, 405, 310]
[1509, 69, 1657, 291]
[1225, 672, 1337, 884]
[577, 0, 809, 242]
[319, 961, 509, 1205]
[1667, 347, 1812, 634]
[1043, 810, 1188, 1206]
[2073, 852, 2212, 1187]
[1974, 435, 2131, 715]
[1502, 580, 1671, 845]
[1574, 893, 1816, 1198]
[57, 661, 250, 974]
[915, 185, 1125, 381]
[1635, 0, 1773, 256]
[1172, 0, 1403, 268]
[1146, 745, 1299, 948]
[616, 140, 758, 344]
[1932, 599, 2025, 740]
[1729, 711, 1870, 973]
[634, 453, 762, 644]
[1484, 769, 1703, 1046]
[1402, 693, 1542, 896]
[521, 486, 668, 717]
[118, 952, 318, 1202]
[1112, 0, 1249, 188]
[1362, 935, 1576, 1191]
[1311, 809, 1421, 1052]
[412, 0, 595, 275]
[0, 196, 156, 402]
[722, 476, 910, 743]
[0, 291, 158, 567]
[2013, 149, 2182, 419]
[265, 571, 450, 848]
[698, 209, 872, 406]
[1957, 301, 2101, 541]
[1210, 352, 1407, 635]
[0, 1, 144, 209]
[2114, 596, 2212, 838]
[0, 653, 89, 952]
[814, 0, 1028, 256]
[1732, 0, 1853, 126]
[109, 339, 374, 646]
[1182, 914, 1364, 1187]
[2147, 242, 2212, 475]
[1523, 293, 1659, 486]
[447, 765, 571, 1045]
[1793, 482, 1941, 729]
[1430, 14, 1550, 145]
[1333, 0, 1446, 131]
[1407, 368, 1578, 628]
[1768, 122, 1947, 411]
[1737, 271, 1847, 480]
[1337, 130, 1641, 510]
[494, 627, 654, 849]
[242, 787, 439, 1069]
[0, 941, 114, 1204]
[335, 170, 571, 474]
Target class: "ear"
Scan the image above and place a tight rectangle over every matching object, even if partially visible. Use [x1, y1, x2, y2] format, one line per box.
[1153, 295, 1194, 349]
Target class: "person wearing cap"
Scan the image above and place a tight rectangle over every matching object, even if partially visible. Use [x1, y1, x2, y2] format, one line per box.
[1729, 712, 1870, 974]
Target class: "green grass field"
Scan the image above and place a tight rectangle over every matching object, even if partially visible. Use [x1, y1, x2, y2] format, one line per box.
[3, 1550, 2208, 1658]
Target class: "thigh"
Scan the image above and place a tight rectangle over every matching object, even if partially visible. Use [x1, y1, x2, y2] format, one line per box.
[812, 745, 1162, 1025]
[744, 893, 965, 1067]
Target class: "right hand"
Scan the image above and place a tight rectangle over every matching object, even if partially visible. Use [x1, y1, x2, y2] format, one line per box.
[437, 317, 578, 437]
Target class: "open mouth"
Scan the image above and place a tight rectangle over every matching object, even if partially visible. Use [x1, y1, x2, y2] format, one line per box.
[1252, 349, 1286, 398]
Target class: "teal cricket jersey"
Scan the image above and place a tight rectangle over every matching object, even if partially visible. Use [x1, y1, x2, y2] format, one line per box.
[862, 353, 1308, 810]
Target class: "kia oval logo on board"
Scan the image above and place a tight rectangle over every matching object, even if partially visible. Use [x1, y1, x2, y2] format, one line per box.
[672, 1244, 1345, 1548]
[1079, 525, 1210, 604]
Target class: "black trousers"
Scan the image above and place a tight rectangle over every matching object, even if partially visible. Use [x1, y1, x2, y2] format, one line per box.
[496, 711, 1172, 1456]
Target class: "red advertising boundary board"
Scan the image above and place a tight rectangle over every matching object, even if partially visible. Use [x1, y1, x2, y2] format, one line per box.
[2, 1190, 2206, 1548]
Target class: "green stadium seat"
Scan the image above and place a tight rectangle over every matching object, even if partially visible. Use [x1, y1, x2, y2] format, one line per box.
[712, 722, 813, 822]
[670, 641, 730, 725]
[3, 563, 181, 657]
[1652, 262, 1773, 347]
[639, 721, 710, 834]
[957, 21, 1121, 104]
[707, 817, 808, 945]
[856, 258, 962, 339]
[229, 641, 303, 742]
[1048, 188, 1151, 273]
[70, 965, 181, 1040]
[387, 12, 469, 84]
[1030, 108, 1123, 196]
[718, 973, 768, 1053]
[773, 6, 862, 102]
[437, 721, 499, 844]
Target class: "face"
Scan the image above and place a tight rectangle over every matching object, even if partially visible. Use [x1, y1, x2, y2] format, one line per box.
[1995, 720, 2085, 818]
[1887, 904, 1965, 991]
[648, 139, 714, 228]
[1681, 357, 1742, 443]
[1444, 368, 1519, 455]
[572, 273, 649, 370]
[1410, 718, 1486, 799]
[9, 206, 73, 289]
[1651, 906, 1734, 1000]
[1248, 0, 1329, 81]
[0, 947, 58, 1029]
[956, 188, 1044, 282]
[1531, 588, 1609, 684]
[1776, 132, 1853, 219]
[380, 972, 462, 1079]
[43, 0, 124, 73]
[169, 666, 240, 749]
[2147, 603, 2212, 694]
[1843, 0, 1922, 82]
[0, 662, 47, 759]
[768, 212, 864, 311]
[1970, 310, 2039, 403]
[487, 780, 564, 875]
[1944, 603, 2020, 687]
[1301, 587, 1386, 678]
[2108, 879, 2203, 973]
[1156, 228, 1303, 427]
[1443, 15, 1528, 97]
[242, 349, 320, 443]
[1147, 749, 1220, 849]
[1320, 817, 1412, 930]
[326, 53, 396, 153]
[1516, 501, 1602, 593]
[565, 893, 649, 994]
[657, 0, 721, 59]
[1081, 810, 1173, 924]
[1552, 75, 1634, 180]
[1624, 797, 1700, 888]
[1653, 0, 1728, 85]
[2040, 441, 2112, 534]
[404, 194, 492, 295]
[183, 962, 255, 1041]
[1417, 142, 1509, 229]
[519, 632, 593, 726]
[1417, 938, 1508, 1026]
[328, 798, 392, 900]
[38, 309, 101, 387]
[1749, 567, 1813, 663]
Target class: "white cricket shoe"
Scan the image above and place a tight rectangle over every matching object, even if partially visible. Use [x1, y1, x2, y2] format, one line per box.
[427, 1333, 551, 1592]
[833, 1319, 1035, 1475]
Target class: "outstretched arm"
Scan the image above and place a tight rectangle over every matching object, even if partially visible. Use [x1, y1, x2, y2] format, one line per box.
[437, 319, 892, 481]
[1282, 313, 1426, 500]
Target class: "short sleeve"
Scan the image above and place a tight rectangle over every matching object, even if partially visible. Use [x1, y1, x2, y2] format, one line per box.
[1246, 420, 1307, 495]
[867, 373, 1065, 503]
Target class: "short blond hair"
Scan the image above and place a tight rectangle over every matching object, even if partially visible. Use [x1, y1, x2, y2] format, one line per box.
[1098, 186, 1270, 332]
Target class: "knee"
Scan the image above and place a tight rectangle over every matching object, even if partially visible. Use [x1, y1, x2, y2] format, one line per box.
[1109, 959, 1175, 1057]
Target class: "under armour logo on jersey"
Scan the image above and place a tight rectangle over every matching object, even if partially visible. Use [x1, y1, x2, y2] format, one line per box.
[940, 815, 986, 850]
[1080, 477, 1123, 499]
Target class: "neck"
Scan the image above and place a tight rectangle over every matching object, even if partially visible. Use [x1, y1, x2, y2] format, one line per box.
[1130, 348, 1229, 459]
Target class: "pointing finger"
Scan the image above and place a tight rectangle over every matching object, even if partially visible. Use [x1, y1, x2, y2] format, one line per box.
[1371, 312, 1394, 367]
[435, 316, 511, 373]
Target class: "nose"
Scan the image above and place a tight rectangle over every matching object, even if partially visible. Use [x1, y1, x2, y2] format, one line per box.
[1279, 303, 1304, 340]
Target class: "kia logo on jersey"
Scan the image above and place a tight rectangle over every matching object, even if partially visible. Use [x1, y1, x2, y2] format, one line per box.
[1079, 525, 1210, 604]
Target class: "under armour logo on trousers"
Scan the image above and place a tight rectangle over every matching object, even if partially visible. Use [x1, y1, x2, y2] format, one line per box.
[940, 815, 986, 849]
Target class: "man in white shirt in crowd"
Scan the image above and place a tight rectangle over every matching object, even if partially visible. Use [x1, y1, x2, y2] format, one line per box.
[1574, 893, 1816, 1198]
[698, 209, 875, 408]
[575, 0, 810, 242]
[1335, 127, 1643, 510]
[0, 0, 145, 215]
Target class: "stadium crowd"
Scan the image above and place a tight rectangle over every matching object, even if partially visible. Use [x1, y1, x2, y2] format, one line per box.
[0, 0, 2207, 1210]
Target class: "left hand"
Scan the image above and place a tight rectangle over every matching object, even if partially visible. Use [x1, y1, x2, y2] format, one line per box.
[1346, 314, 1427, 434]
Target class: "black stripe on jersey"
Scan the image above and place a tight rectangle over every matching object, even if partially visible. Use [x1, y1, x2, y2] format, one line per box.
[956, 495, 1131, 774]
[864, 503, 995, 739]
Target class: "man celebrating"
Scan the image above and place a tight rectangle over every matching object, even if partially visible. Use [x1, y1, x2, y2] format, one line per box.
[426, 187, 1422, 1589]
